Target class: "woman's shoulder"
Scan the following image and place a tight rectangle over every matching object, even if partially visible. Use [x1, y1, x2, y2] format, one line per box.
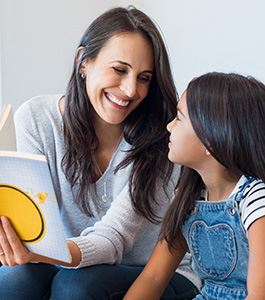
[14, 95, 64, 154]
[15, 94, 63, 125]
[15, 94, 63, 116]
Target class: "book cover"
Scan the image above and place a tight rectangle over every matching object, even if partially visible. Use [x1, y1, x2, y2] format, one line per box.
[0, 105, 70, 263]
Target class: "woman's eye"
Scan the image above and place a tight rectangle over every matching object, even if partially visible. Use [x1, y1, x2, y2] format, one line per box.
[138, 75, 152, 82]
[113, 67, 125, 74]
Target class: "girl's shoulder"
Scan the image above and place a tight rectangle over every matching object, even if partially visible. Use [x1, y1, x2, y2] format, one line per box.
[238, 177, 265, 232]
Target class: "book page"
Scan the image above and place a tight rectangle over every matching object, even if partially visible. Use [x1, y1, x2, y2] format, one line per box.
[0, 151, 71, 263]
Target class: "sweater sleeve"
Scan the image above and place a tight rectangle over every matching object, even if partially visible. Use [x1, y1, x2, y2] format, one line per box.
[69, 182, 154, 268]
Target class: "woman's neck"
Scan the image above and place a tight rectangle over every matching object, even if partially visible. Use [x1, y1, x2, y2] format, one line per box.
[93, 113, 123, 149]
[92, 112, 124, 176]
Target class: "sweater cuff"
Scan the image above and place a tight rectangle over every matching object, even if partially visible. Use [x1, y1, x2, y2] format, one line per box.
[67, 237, 96, 268]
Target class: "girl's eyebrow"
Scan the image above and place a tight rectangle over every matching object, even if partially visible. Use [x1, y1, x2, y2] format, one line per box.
[177, 108, 185, 118]
[111, 60, 153, 74]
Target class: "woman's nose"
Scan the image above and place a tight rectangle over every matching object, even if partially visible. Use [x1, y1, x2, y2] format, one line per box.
[119, 76, 137, 98]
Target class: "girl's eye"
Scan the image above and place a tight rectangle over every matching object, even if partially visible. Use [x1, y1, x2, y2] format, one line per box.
[113, 67, 126, 74]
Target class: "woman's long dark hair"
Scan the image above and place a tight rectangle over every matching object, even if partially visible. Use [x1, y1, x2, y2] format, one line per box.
[62, 6, 178, 221]
[160, 72, 265, 248]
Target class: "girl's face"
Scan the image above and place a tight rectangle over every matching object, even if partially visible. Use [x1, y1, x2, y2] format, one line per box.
[167, 91, 207, 169]
[81, 32, 154, 125]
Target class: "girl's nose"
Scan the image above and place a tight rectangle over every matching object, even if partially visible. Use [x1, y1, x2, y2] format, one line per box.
[167, 120, 174, 132]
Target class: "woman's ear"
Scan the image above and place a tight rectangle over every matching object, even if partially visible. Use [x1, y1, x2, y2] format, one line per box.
[76, 46, 87, 77]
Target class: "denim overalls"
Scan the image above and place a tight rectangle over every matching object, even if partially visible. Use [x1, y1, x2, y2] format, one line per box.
[182, 177, 255, 300]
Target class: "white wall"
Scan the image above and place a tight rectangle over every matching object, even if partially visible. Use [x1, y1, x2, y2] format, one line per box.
[0, 0, 120, 110]
[124, 0, 265, 96]
[1, 0, 265, 111]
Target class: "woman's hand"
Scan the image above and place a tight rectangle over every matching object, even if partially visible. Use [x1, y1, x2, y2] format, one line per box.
[0, 215, 82, 267]
[0, 216, 36, 266]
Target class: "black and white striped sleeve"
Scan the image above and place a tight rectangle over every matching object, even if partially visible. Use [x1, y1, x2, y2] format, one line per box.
[239, 179, 265, 232]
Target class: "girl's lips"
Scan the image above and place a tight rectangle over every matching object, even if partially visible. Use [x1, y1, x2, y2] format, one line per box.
[168, 137, 172, 147]
[105, 92, 131, 108]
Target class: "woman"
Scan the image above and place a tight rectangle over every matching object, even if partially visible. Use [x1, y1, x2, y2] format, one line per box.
[0, 6, 199, 300]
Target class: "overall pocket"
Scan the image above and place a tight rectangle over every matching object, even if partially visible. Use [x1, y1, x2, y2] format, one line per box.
[189, 221, 237, 280]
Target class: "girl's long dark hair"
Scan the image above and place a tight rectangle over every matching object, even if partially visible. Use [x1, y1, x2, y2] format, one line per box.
[62, 6, 177, 222]
[160, 72, 265, 248]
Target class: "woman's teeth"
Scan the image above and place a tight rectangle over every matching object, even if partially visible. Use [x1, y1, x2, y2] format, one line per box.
[106, 93, 129, 107]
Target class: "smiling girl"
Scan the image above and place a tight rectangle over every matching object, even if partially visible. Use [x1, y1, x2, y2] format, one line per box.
[124, 72, 265, 300]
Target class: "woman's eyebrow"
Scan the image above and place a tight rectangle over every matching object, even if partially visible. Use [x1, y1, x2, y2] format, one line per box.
[111, 60, 132, 67]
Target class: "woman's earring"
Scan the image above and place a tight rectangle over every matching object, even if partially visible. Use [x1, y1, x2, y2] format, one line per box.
[80, 73, 85, 80]
[206, 149, 211, 156]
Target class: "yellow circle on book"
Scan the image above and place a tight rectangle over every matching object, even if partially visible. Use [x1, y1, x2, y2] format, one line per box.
[0, 184, 45, 244]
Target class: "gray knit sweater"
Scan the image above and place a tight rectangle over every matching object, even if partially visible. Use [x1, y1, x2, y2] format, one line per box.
[14, 95, 201, 289]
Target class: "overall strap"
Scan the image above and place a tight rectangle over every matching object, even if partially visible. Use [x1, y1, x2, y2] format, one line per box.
[234, 177, 256, 202]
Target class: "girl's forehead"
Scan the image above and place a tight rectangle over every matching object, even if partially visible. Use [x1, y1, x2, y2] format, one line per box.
[178, 90, 187, 107]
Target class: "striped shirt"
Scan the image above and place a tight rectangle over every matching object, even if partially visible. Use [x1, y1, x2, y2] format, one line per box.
[236, 176, 265, 232]
[202, 176, 265, 232]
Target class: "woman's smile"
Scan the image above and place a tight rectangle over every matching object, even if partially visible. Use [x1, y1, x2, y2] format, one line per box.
[105, 92, 131, 109]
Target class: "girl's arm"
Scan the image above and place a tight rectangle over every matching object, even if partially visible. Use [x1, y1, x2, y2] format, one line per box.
[246, 216, 265, 299]
[123, 234, 188, 300]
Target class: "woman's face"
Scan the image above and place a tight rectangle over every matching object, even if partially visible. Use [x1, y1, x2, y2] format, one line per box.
[81, 32, 154, 125]
[167, 91, 207, 169]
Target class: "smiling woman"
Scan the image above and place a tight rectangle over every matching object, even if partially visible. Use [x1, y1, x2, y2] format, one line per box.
[0, 6, 199, 300]
[78, 32, 154, 125]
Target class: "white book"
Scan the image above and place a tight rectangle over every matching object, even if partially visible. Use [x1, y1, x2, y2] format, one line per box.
[0, 105, 70, 263]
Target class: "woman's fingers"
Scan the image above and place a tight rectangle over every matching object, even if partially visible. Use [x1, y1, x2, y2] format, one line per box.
[0, 216, 13, 265]
[0, 216, 31, 266]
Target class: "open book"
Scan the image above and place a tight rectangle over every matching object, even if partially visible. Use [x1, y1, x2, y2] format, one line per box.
[0, 105, 71, 263]
[0, 104, 17, 151]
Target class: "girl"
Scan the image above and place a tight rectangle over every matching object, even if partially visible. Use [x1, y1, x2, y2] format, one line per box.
[0, 6, 198, 300]
[124, 72, 265, 300]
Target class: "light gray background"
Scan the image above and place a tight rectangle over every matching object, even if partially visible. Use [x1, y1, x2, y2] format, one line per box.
[1, 0, 265, 111]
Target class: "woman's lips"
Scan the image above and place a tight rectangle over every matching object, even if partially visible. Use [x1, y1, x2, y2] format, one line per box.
[105, 92, 130, 108]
